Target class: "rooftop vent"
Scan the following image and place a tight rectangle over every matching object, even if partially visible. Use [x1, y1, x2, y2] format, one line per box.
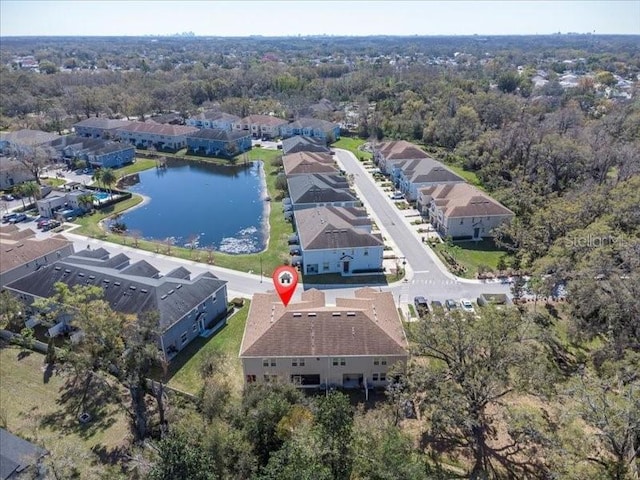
[54, 266, 61, 271]
[114, 281, 121, 286]
[332, 312, 341, 317]
[78, 273, 85, 277]
[346, 312, 356, 317]
[140, 288, 148, 294]
[161, 294, 168, 300]
[176, 284, 182, 289]
[89, 275, 95, 280]
[167, 289, 174, 295]
[308, 312, 317, 317]
[293, 312, 302, 317]
[103, 279, 110, 283]
[129, 285, 136, 291]
[64, 269, 71, 274]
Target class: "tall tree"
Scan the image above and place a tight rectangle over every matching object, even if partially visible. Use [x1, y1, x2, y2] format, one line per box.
[397, 307, 549, 478]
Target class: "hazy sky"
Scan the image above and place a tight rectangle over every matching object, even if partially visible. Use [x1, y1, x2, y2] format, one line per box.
[1, 1, 638, 37]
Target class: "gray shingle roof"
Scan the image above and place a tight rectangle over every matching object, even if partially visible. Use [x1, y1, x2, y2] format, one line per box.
[73, 118, 133, 130]
[186, 128, 250, 141]
[191, 110, 240, 123]
[289, 117, 338, 132]
[287, 174, 356, 205]
[281, 135, 330, 155]
[6, 253, 227, 332]
[0, 428, 47, 479]
[294, 206, 382, 250]
[0, 129, 60, 147]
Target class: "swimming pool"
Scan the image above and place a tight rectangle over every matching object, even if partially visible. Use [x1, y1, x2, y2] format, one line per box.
[94, 192, 109, 201]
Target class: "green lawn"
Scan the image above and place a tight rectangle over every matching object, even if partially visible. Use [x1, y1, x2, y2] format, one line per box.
[163, 302, 249, 396]
[0, 343, 129, 477]
[433, 239, 510, 279]
[333, 137, 372, 160]
[113, 157, 157, 178]
[42, 177, 67, 188]
[445, 164, 484, 189]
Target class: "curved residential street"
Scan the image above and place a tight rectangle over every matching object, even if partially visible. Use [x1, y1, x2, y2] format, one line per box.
[11, 152, 510, 308]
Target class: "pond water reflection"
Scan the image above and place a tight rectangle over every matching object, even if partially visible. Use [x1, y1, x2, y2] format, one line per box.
[120, 159, 267, 254]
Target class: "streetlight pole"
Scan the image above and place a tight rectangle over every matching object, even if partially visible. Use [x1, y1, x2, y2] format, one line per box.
[260, 256, 263, 283]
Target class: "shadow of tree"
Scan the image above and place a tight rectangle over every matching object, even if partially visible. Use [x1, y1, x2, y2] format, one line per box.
[39, 373, 123, 440]
[91, 443, 129, 466]
[17, 350, 33, 361]
[43, 363, 56, 384]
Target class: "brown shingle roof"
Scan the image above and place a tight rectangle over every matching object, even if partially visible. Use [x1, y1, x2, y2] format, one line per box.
[240, 288, 407, 357]
[376, 140, 429, 160]
[1, 233, 73, 274]
[282, 152, 338, 176]
[420, 183, 514, 218]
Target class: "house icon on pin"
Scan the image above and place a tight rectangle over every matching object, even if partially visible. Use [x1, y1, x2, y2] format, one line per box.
[279, 272, 293, 285]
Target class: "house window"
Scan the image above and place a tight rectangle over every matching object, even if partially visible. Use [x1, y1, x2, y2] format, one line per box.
[372, 373, 379, 381]
[246, 374, 256, 383]
[373, 357, 387, 366]
[380, 373, 387, 382]
[264, 374, 278, 383]
[263, 358, 277, 367]
[322, 262, 330, 271]
[332, 358, 346, 366]
[460, 219, 464, 224]
[192, 324, 197, 332]
[181, 332, 188, 343]
[292, 358, 305, 367]
[364, 249, 369, 256]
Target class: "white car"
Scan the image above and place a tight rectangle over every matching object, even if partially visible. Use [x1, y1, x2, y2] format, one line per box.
[460, 299, 475, 313]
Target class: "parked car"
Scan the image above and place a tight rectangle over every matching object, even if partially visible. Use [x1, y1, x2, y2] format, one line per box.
[37, 218, 51, 228]
[414, 296, 429, 314]
[42, 220, 61, 231]
[8, 213, 27, 224]
[445, 299, 459, 311]
[390, 192, 403, 200]
[460, 299, 475, 313]
[2, 212, 17, 223]
[1, 194, 15, 201]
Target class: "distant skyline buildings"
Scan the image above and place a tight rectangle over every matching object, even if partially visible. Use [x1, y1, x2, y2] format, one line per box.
[1, 1, 638, 37]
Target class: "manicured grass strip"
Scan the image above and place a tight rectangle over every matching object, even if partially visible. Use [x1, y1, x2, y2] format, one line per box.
[445, 164, 484, 189]
[432, 239, 510, 279]
[164, 302, 249, 396]
[113, 157, 157, 178]
[334, 137, 372, 160]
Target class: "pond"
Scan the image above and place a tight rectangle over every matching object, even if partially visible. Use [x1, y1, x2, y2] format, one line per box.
[119, 159, 267, 254]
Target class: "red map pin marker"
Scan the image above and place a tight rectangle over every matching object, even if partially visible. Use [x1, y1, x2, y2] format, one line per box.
[272, 265, 298, 307]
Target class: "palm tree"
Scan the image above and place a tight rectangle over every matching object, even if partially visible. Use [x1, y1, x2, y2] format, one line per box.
[77, 193, 96, 213]
[14, 184, 27, 210]
[91, 169, 103, 188]
[20, 181, 40, 209]
[100, 168, 117, 200]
